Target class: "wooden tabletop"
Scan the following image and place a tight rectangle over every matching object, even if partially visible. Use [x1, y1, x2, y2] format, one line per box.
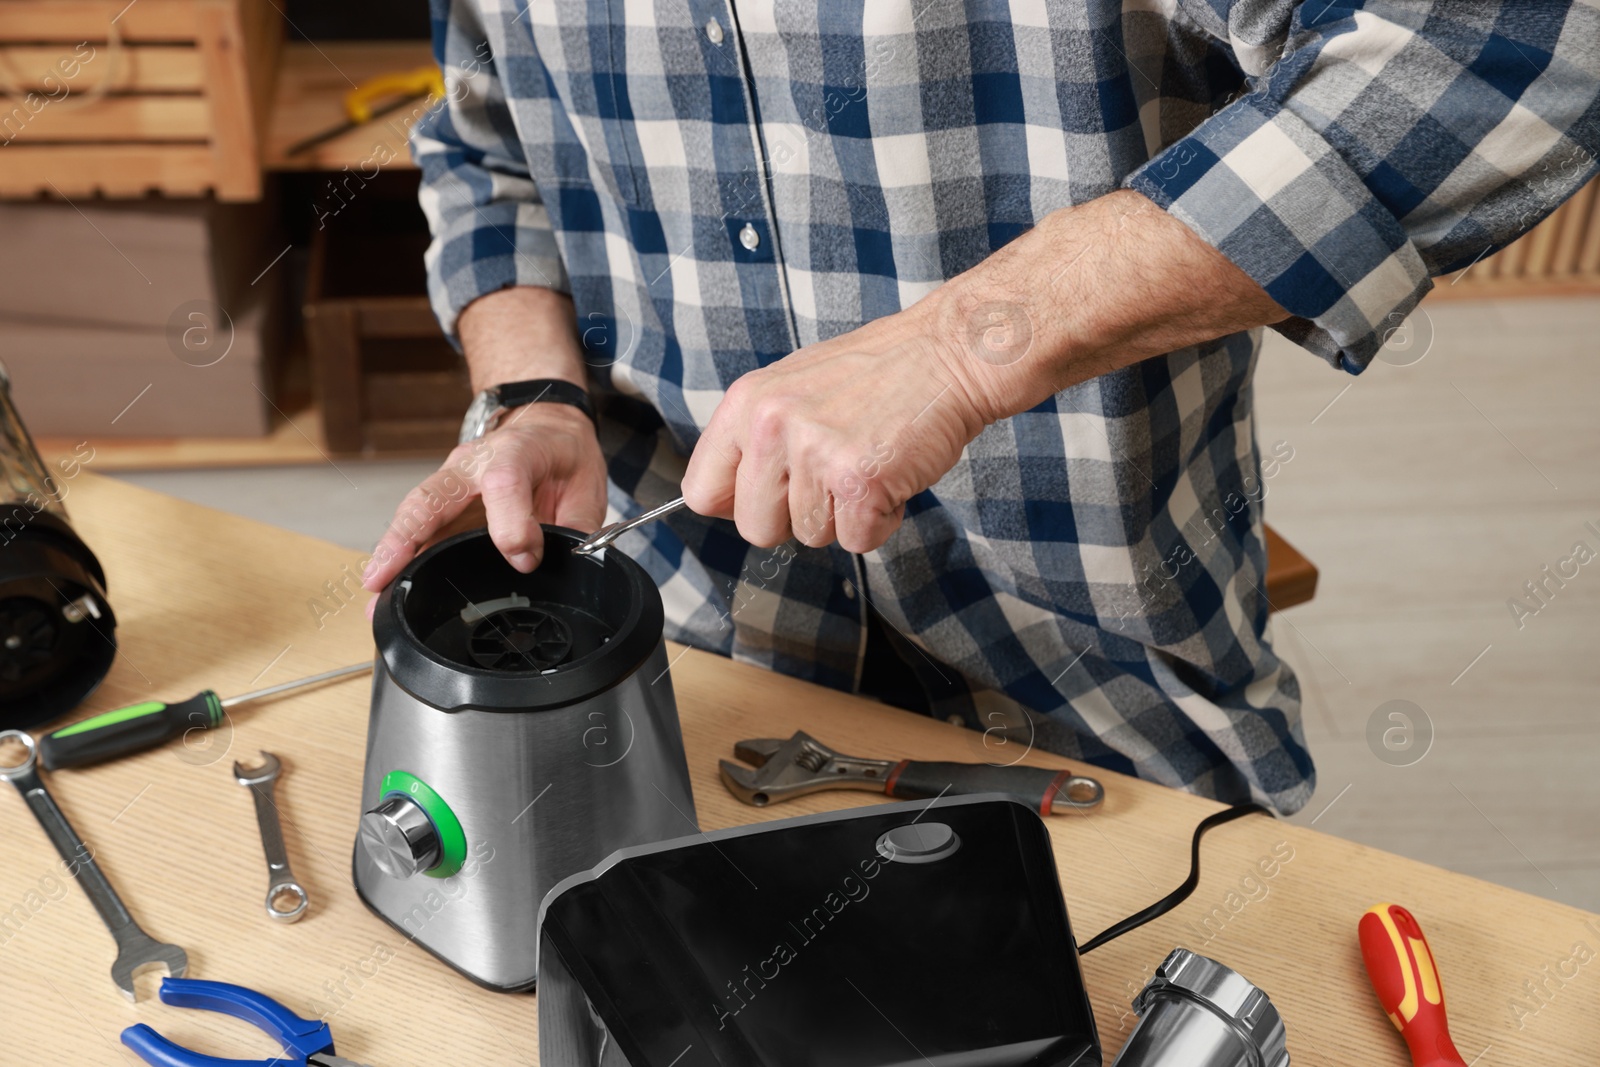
[1, 473, 1589, 1064]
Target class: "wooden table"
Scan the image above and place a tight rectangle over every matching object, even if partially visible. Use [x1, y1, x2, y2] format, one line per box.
[1, 474, 1588, 1064]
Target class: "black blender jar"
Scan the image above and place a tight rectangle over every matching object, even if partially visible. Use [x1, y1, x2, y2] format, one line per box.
[0, 361, 116, 729]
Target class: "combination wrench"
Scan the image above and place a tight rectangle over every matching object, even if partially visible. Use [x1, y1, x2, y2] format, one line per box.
[0, 729, 187, 1000]
[234, 751, 309, 922]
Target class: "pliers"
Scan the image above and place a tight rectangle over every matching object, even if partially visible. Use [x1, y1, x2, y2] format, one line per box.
[121, 977, 372, 1067]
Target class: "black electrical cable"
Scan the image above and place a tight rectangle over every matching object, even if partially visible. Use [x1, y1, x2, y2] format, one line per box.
[1076, 801, 1270, 954]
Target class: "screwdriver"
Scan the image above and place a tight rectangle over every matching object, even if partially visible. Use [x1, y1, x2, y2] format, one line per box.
[38, 663, 373, 770]
[284, 65, 445, 157]
[1358, 902, 1469, 1067]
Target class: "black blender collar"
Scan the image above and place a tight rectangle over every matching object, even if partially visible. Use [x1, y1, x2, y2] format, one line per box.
[373, 526, 664, 712]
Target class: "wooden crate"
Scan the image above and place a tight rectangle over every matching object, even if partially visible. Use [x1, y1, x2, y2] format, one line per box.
[304, 185, 471, 455]
[1435, 176, 1600, 298]
[0, 0, 282, 200]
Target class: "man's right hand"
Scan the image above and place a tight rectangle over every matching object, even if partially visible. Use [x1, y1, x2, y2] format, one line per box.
[362, 403, 607, 595]
[361, 285, 606, 603]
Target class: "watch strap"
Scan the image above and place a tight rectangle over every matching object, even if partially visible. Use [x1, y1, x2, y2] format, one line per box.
[496, 378, 597, 429]
[499, 379, 595, 422]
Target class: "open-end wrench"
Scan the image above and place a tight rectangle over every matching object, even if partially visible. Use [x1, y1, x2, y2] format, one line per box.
[0, 729, 187, 1000]
[233, 751, 308, 923]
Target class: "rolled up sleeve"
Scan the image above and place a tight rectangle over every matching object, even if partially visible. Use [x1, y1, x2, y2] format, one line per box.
[412, 0, 569, 347]
[1126, 1, 1600, 372]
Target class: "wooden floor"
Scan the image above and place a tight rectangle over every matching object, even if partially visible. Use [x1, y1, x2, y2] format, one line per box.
[1254, 296, 1600, 912]
[106, 296, 1600, 912]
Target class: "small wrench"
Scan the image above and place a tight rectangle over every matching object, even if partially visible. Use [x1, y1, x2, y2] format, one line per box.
[233, 751, 309, 923]
[0, 729, 187, 1000]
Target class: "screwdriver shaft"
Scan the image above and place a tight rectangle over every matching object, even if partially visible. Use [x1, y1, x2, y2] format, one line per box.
[220, 662, 372, 709]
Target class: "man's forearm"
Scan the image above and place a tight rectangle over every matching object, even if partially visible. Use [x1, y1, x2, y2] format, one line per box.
[931, 190, 1291, 424]
[458, 285, 588, 393]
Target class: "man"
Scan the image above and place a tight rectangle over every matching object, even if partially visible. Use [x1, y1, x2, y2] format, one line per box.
[365, 2, 1598, 814]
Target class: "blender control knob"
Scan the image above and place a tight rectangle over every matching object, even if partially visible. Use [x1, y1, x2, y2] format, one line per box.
[359, 794, 441, 878]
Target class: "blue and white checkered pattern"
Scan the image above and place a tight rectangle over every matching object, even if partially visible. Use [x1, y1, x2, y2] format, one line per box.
[414, 0, 1599, 813]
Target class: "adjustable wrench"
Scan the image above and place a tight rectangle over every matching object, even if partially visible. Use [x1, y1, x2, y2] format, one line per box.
[234, 751, 309, 923]
[721, 731, 1105, 813]
[0, 729, 187, 1000]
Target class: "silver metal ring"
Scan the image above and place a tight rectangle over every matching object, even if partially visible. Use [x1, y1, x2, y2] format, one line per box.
[1059, 775, 1104, 809]
[0, 729, 38, 781]
[266, 881, 309, 923]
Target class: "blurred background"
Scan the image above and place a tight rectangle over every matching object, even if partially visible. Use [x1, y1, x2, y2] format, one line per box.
[3, 1, 1595, 911]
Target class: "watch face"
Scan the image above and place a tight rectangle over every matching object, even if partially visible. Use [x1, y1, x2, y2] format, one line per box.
[459, 389, 502, 445]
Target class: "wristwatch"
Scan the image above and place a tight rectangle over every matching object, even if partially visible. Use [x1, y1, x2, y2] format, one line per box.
[458, 378, 597, 444]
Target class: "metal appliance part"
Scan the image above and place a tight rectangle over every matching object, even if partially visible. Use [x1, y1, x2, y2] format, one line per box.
[234, 751, 309, 923]
[0, 729, 186, 999]
[358, 793, 440, 878]
[355, 526, 697, 991]
[1111, 948, 1289, 1067]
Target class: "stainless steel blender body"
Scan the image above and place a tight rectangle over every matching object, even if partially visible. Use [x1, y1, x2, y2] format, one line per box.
[353, 527, 697, 991]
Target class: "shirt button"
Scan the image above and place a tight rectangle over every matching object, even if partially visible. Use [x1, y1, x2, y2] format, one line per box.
[841, 580, 856, 600]
[704, 17, 725, 44]
[946, 713, 965, 726]
[738, 223, 760, 250]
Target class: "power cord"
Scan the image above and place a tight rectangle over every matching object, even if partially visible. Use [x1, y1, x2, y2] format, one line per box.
[1076, 802, 1270, 954]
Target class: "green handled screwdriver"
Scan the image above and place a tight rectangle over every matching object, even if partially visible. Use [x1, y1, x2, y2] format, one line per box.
[39, 662, 373, 770]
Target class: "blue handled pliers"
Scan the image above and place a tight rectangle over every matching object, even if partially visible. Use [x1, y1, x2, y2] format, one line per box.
[120, 977, 373, 1067]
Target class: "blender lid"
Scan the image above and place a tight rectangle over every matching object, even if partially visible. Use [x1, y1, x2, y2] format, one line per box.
[373, 526, 664, 712]
[537, 796, 1100, 1067]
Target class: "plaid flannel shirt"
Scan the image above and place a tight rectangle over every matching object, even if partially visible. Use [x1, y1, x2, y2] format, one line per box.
[414, 0, 1599, 813]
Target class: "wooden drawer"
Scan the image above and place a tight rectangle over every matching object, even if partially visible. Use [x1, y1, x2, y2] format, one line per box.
[0, 0, 282, 200]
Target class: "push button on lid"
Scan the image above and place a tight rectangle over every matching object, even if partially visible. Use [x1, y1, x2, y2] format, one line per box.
[876, 821, 961, 864]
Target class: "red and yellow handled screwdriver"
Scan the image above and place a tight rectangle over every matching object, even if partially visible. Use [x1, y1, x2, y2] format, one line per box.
[1358, 902, 1469, 1067]
[38, 663, 372, 770]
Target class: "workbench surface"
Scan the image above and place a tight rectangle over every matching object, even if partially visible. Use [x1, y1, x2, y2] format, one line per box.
[2, 473, 1591, 1064]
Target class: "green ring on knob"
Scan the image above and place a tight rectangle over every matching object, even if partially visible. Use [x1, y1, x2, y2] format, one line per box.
[379, 769, 467, 878]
